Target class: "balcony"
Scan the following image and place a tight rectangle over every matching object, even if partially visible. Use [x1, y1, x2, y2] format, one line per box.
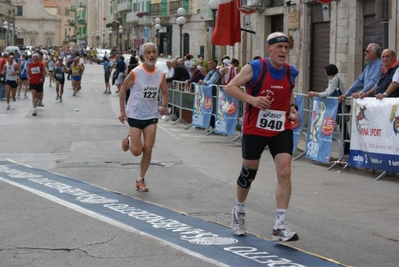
[150, 3, 163, 17]
[117, 1, 132, 13]
[68, 20, 75, 26]
[78, 1, 86, 8]
[270, 0, 284, 7]
[68, 5, 76, 12]
[170, 0, 190, 16]
[68, 35, 77, 42]
[126, 11, 139, 24]
[77, 15, 86, 25]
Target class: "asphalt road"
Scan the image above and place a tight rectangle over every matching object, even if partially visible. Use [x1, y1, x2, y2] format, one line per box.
[1, 62, 398, 267]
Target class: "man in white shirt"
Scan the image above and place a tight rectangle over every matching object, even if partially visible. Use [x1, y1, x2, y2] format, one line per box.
[118, 42, 168, 192]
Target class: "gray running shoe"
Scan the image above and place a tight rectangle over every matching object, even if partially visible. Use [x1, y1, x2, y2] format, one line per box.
[59, 96, 62, 102]
[231, 207, 246, 236]
[56, 95, 59, 100]
[32, 110, 37, 116]
[272, 222, 299, 242]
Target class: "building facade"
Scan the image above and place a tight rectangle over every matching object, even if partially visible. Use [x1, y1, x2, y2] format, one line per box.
[4, 0, 399, 97]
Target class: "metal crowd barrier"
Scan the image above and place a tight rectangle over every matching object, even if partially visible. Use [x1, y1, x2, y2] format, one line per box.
[162, 81, 245, 141]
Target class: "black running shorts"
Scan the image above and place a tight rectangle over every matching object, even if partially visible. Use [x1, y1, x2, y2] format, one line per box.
[242, 130, 293, 160]
[127, 118, 158, 130]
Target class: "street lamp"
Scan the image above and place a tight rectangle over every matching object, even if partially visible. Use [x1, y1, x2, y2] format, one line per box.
[208, 0, 219, 59]
[9, 23, 14, 46]
[102, 29, 105, 47]
[176, 8, 186, 58]
[91, 32, 94, 47]
[96, 30, 100, 48]
[15, 27, 20, 45]
[118, 25, 123, 51]
[154, 17, 161, 50]
[108, 27, 113, 48]
[3, 21, 8, 45]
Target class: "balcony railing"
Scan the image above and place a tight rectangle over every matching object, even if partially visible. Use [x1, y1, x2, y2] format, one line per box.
[78, 2, 86, 8]
[150, 0, 190, 17]
[270, 0, 284, 7]
[68, 5, 76, 11]
[68, 20, 75, 26]
[150, 3, 161, 16]
[126, 11, 139, 24]
[117, 1, 132, 13]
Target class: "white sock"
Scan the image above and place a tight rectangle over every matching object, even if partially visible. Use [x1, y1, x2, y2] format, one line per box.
[275, 209, 287, 229]
[235, 200, 245, 214]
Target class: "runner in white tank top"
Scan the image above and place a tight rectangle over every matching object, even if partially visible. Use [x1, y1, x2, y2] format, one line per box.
[118, 42, 168, 192]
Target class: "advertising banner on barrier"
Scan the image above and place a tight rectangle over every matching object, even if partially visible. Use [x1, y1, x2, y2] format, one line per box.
[349, 98, 399, 172]
[191, 84, 213, 129]
[292, 95, 305, 153]
[306, 97, 339, 163]
[214, 86, 239, 135]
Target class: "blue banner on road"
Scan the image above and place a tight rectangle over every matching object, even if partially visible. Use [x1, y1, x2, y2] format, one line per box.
[293, 95, 305, 153]
[306, 97, 338, 163]
[0, 160, 345, 267]
[191, 84, 213, 129]
[214, 87, 239, 135]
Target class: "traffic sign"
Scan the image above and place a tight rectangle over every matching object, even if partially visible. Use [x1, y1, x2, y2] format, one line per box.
[237, 0, 256, 15]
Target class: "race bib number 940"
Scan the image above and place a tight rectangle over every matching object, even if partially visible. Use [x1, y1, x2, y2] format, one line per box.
[141, 85, 158, 99]
[256, 110, 286, 131]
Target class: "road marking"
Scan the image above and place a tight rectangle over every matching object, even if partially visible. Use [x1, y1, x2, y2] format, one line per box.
[0, 160, 348, 267]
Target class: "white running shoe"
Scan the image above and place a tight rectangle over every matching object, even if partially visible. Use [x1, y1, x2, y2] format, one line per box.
[231, 207, 246, 236]
[272, 221, 299, 242]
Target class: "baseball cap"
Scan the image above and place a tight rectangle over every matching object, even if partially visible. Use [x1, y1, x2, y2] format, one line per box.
[223, 59, 231, 66]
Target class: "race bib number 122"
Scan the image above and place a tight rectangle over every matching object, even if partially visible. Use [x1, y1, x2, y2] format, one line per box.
[140, 85, 158, 99]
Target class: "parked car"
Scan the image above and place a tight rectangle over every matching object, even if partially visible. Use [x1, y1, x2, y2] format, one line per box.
[96, 48, 111, 64]
[4, 46, 20, 54]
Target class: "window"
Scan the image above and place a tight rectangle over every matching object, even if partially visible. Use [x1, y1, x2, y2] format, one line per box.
[65, 7, 70, 16]
[16, 6, 23, 16]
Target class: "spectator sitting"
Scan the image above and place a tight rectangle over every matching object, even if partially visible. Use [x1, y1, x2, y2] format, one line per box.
[197, 59, 207, 77]
[198, 59, 220, 86]
[166, 59, 190, 84]
[184, 65, 205, 91]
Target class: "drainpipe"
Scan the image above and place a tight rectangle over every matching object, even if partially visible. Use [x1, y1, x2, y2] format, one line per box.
[381, 0, 389, 49]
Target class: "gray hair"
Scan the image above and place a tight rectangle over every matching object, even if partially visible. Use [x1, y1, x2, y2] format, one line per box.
[368, 43, 382, 57]
[140, 42, 157, 54]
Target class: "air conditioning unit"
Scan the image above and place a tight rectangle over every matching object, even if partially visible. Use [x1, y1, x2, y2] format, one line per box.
[241, 0, 263, 10]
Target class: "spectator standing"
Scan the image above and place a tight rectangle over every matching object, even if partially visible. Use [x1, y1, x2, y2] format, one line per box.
[307, 64, 349, 154]
[338, 43, 382, 104]
[362, 49, 399, 98]
[103, 57, 112, 94]
[114, 56, 126, 94]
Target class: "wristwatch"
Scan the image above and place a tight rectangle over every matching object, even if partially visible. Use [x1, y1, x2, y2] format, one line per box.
[383, 92, 388, 97]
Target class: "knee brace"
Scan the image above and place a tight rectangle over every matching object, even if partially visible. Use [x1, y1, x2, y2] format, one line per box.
[237, 166, 258, 189]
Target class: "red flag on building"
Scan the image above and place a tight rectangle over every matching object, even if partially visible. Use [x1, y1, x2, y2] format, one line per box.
[211, 0, 241, 46]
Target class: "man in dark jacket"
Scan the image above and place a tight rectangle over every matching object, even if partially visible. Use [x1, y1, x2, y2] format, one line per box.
[166, 59, 189, 83]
